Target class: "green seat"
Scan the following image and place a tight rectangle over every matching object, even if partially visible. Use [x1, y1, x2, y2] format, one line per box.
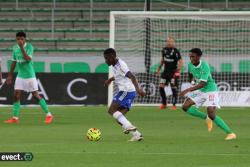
[239, 60, 250, 73]
[50, 63, 62, 73]
[33, 61, 45, 72]
[150, 64, 161, 73]
[95, 63, 108, 73]
[64, 62, 90, 73]
[7, 60, 18, 72]
[221, 63, 232, 72]
[180, 66, 185, 73]
[209, 64, 216, 73]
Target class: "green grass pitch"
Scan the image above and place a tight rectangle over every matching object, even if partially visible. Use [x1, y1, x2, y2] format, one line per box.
[0, 106, 249, 167]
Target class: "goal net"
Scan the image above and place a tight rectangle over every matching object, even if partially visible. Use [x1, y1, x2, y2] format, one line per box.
[109, 11, 250, 106]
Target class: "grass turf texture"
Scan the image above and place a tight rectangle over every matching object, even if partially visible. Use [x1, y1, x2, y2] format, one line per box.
[0, 106, 249, 167]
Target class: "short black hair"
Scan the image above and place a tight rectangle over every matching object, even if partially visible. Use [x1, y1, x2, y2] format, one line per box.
[104, 48, 116, 57]
[189, 48, 202, 57]
[16, 31, 26, 38]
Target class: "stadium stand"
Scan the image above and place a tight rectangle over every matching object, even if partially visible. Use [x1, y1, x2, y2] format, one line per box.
[50, 62, 63, 73]
[95, 63, 109, 73]
[64, 62, 91, 73]
[0, 0, 250, 72]
[221, 63, 233, 73]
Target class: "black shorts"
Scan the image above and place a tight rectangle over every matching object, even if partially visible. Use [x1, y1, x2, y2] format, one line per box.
[160, 72, 179, 87]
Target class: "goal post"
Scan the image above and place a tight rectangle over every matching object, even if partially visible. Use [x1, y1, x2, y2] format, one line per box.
[109, 11, 250, 107]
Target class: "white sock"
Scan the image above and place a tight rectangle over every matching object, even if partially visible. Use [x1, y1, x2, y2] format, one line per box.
[46, 112, 52, 116]
[131, 130, 141, 137]
[113, 111, 133, 129]
[13, 117, 19, 120]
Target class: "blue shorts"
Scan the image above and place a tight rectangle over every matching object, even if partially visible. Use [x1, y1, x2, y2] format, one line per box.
[113, 91, 136, 110]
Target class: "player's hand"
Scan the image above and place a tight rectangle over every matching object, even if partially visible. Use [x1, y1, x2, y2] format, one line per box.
[156, 68, 161, 77]
[174, 69, 180, 78]
[6, 75, 12, 85]
[17, 40, 24, 48]
[104, 79, 112, 86]
[179, 89, 189, 98]
[137, 88, 146, 97]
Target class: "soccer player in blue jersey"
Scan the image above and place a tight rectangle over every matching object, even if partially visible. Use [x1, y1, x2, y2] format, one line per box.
[104, 48, 146, 141]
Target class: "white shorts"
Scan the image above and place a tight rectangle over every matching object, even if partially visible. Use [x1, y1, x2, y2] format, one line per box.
[186, 90, 220, 108]
[14, 77, 38, 92]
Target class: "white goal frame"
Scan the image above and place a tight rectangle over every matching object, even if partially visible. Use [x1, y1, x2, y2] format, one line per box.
[108, 11, 250, 107]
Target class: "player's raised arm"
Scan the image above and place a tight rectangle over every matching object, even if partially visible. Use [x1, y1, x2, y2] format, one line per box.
[19, 44, 31, 62]
[16, 32, 32, 62]
[126, 71, 145, 97]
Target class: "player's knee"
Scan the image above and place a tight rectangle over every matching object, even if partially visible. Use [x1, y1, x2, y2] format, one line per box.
[13, 92, 21, 101]
[207, 112, 215, 120]
[207, 108, 216, 120]
[108, 108, 115, 115]
[32, 92, 41, 101]
[33, 95, 40, 101]
[182, 104, 189, 112]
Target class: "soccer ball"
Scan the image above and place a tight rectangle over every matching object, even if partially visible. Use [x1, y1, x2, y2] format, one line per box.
[86, 128, 101, 141]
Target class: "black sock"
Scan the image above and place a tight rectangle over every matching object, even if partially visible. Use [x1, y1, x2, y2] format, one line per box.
[172, 88, 178, 106]
[159, 87, 166, 105]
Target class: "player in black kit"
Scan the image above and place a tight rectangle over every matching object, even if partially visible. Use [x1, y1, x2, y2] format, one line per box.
[157, 37, 183, 110]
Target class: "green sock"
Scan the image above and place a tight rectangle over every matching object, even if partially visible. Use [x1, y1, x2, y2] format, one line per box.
[186, 106, 207, 120]
[13, 102, 21, 117]
[214, 116, 233, 134]
[39, 98, 49, 114]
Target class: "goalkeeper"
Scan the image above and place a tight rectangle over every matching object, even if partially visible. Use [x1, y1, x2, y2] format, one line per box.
[157, 37, 183, 110]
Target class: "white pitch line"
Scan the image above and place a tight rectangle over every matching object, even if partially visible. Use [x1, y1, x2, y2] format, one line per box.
[34, 151, 250, 157]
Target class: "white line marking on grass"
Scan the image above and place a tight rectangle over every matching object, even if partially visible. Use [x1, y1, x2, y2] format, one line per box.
[35, 151, 250, 157]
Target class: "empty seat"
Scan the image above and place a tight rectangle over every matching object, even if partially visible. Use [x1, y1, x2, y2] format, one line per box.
[221, 63, 232, 72]
[180, 66, 185, 73]
[239, 60, 250, 73]
[64, 62, 90, 73]
[209, 64, 216, 73]
[33, 61, 45, 72]
[95, 63, 108, 73]
[150, 64, 160, 73]
[50, 63, 63, 73]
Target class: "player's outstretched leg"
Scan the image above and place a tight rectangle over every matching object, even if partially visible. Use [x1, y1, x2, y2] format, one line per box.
[108, 102, 143, 141]
[159, 83, 167, 109]
[182, 98, 214, 131]
[4, 90, 22, 124]
[32, 91, 53, 124]
[207, 107, 236, 140]
[182, 98, 207, 120]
